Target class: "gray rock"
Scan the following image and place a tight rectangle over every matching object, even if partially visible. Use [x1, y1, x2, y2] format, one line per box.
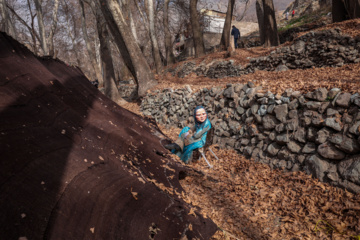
[241, 138, 250, 145]
[349, 121, 360, 135]
[328, 88, 341, 99]
[267, 104, 275, 114]
[306, 101, 322, 110]
[236, 106, 245, 115]
[330, 133, 360, 154]
[274, 104, 288, 123]
[244, 146, 254, 156]
[257, 105, 267, 116]
[288, 99, 299, 110]
[326, 171, 339, 182]
[286, 118, 299, 131]
[336, 92, 352, 107]
[292, 164, 301, 172]
[319, 102, 330, 114]
[324, 118, 342, 131]
[297, 155, 306, 164]
[304, 154, 331, 181]
[283, 88, 293, 97]
[294, 40, 306, 54]
[276, 133, 290, 145]
[302, 142, 317, 153]
[291, 91, 302, 98]
[294, 128, 307, 143]
[275, 64, 289, 72]
[314, 88, 328, 102]
[318, 142, 346, 160]
[316, 128, 332, 144]
[287, 141, 302, 153]
[251, 104, 259, 115]
[337, 179, 360, 194]
[289, 110, 298, 119]
[267, 142, 281, 156]
[263, 115, 279, 130]
[326, 108, 339, 116]
[338, 156, 360, 185]
[269, 132, 276, 141]
[275, 123, 285, 133]
[223, 86, 235, 99]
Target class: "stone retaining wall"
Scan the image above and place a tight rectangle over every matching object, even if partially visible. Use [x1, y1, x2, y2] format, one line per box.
[140, 83, 360, 193]
[168, 29, 360, 79]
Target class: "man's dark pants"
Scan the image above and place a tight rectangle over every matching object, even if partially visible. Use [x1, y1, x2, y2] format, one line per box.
[234, 38, 239, 49]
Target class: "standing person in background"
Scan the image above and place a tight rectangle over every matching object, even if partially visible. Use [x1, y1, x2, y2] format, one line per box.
[292, 9, 295, 18]
[286, 11, 289, 20]
[231, 25, 241, 49]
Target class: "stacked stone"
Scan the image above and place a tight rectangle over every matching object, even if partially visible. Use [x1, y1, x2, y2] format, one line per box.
[169, 29, 360, 78]
[141, 83, 360, 193]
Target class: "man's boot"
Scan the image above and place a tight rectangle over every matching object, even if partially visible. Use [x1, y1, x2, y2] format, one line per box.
[164, 143, 181, 152]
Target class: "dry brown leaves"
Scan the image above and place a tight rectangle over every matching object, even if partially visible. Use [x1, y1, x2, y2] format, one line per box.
[154, 63, 360, 95]
[155, 126, 360, 240]
[178, 148, 360, 240]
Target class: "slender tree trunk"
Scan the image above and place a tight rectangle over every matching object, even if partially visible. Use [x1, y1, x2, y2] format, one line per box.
[79, 0, 104, 86]
[47, 0, 59, 57]
[190, 0, 205, 57]
[220, 0, 235, 50]
[95, 5, 126, 105]
[0, 0, 16, 38]
[256, 0, 265, 45]
[61, 0, 81, 66]
[163, 0, 175, 65]
[99, 0, 157, 97]
[262, 0, 279, 47]
[332, 0, 360, 22]
[33, 0, 48, 55]
[147, 0, 162, 73]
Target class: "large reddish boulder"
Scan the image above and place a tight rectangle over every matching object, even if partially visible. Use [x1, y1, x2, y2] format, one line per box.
[0, 32, 216, 240]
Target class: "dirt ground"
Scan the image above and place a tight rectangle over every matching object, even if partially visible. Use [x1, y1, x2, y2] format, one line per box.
[122, 18, 360, 240]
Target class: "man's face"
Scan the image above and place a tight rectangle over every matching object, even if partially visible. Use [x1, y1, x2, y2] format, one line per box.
[195, 109, 207, 123]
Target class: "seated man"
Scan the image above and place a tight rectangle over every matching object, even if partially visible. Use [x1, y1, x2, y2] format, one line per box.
[165, 106, 211, 163]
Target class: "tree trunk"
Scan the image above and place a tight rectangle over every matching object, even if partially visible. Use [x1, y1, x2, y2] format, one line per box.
[95, 5, 126, 105]
[332, 0, 360, 22]
[79, 0, 104, 87]
[220, 0, 235, 50]
[98, 0, 157, 97]
[33, 0, 48, 55]
[190, 0, 205, 58]
[147, 0, 162, 73]
[256, 0, 265, 45]
[61, 0, 81, 66]
[262, 0, 279, 47]
[47, 0, 59, 57]
[0, 0, 16, 38]
[163, 0, 175, 65]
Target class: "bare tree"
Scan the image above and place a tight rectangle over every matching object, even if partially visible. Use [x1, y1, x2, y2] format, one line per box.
[6, 2, 39, 51]
[61, 0, 81, 66]
[256, 0, 279, 47]
[190, 0, 205, 57]
[92, 2, 126, 105]
[79, 0, 104, 86]
[146, 0, 162, 73]
[33, 0, 48, 54]
[163, 0, 175, 65]
[332, 0, 360, 22]
[47, 0, 59, 57]
[0, 0, 16, 38]
[98, 0, 157, 97]
[220, 0, 235, 50]
[256, 0, 265, 45]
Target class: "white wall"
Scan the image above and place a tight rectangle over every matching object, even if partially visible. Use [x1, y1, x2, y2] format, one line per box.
[204, 16, 225, 33]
